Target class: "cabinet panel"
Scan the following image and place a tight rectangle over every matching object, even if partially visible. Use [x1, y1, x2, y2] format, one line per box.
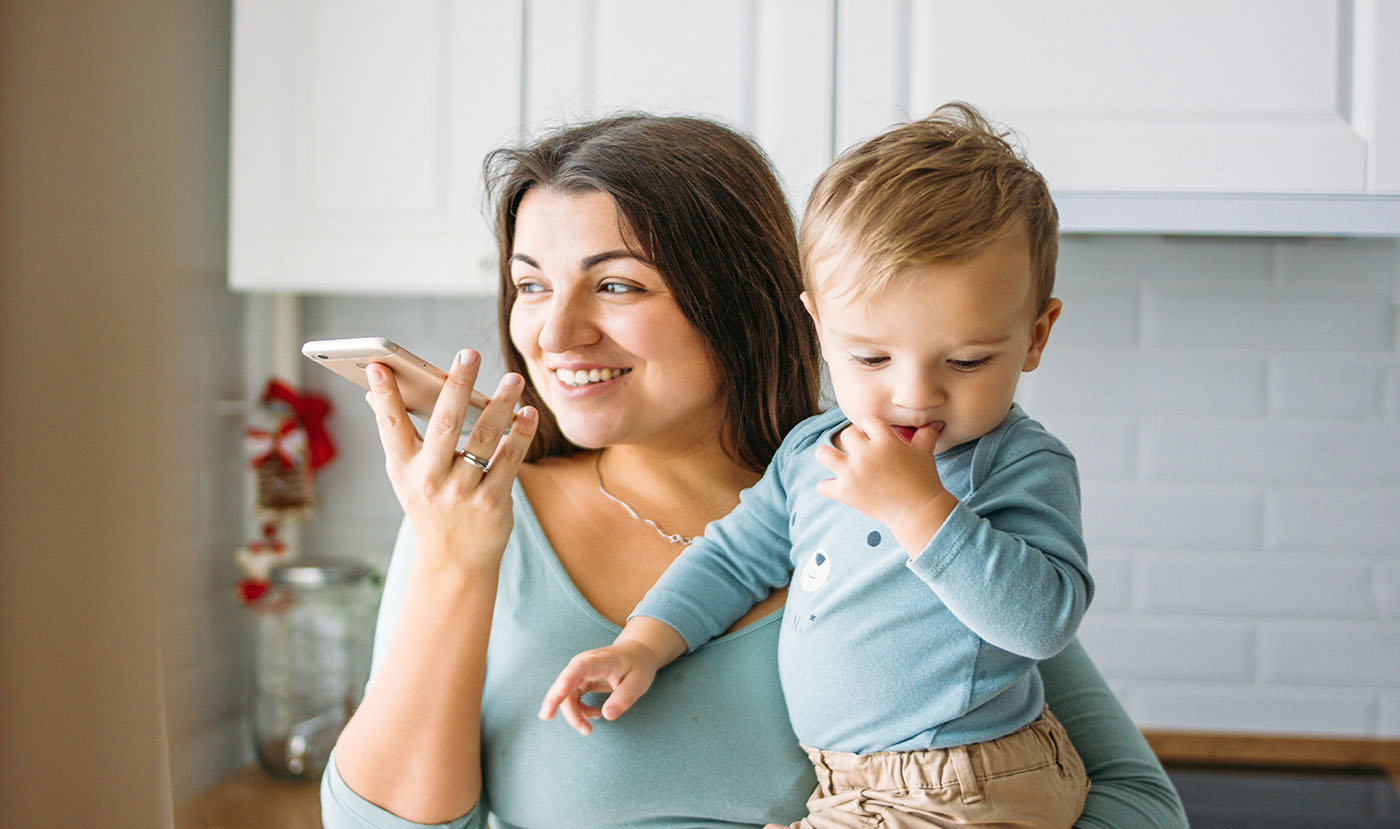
[525, 0, 832, 205]
[887, 0, 1374, 193]
[230, 0, 521, 294]
[834, 0, 909, 152]
[304, 1, 446, 217]
[755, 0, 835, 204]
[526, 0, 751, 127]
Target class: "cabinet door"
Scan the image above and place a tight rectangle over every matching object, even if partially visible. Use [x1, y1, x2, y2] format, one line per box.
[524, 0, 834, 207]
[839, 0, 1384, 194]
[230, 0, 521, 294]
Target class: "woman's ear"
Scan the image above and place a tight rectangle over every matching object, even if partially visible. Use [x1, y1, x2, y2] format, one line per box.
[1021, 297, 1062, 372]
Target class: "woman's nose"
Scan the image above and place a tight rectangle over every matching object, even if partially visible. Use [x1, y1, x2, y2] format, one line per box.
[536, 292, 600, 354]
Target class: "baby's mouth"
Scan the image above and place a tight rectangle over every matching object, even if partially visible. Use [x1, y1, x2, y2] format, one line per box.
[553, 367, 631, 387]
[891, 422, 944, 444]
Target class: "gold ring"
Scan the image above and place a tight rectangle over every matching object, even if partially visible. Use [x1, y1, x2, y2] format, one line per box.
[456, 449, 490, 472]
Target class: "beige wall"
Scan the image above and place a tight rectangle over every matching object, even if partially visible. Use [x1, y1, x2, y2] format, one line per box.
[1, 1, 238, 823]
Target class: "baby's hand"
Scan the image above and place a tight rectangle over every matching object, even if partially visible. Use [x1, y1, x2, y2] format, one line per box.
[538, 640, 662, 735]
[814, 416, 958, 557]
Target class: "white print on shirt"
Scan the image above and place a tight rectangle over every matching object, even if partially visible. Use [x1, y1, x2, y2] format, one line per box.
[798, 549, 830, 592]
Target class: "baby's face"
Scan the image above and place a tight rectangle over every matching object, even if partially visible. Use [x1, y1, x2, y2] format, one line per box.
[804, 235, 1059, 455]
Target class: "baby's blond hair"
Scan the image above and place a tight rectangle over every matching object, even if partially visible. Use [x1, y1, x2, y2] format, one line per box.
[800, 102, 1058, 313]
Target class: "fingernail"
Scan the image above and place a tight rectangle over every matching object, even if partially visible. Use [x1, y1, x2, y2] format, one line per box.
[367, 364, 384, 384]
[455, 349, 476, 367]
[502, 372, 523, 387]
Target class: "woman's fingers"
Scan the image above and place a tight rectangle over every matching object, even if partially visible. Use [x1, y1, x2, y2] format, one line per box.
[420, 349, 484, 463]
[480, 405, 537, 482]
[366, 363, 420, 461]
[444, 370, 521, 473]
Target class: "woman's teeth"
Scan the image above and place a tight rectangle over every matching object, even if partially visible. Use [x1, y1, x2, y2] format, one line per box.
[554, 367, 630, 387]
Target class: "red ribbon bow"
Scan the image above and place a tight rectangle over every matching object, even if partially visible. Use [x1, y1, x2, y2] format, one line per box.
[262, 379, 336, 470]
[245, 419, 307, 468]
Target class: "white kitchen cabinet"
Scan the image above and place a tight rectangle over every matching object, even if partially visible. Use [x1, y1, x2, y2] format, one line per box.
[232, 0, 831, 294]
[230, 0, 522, 294]
[522, 0, 834, 210]
[839, 0, 1397, 196]
[231, 0, 1400, 295]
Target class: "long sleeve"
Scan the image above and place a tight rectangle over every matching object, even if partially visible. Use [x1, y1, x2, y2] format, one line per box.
[909, 437, 1092, 659]
[1039, 640, 1188, 829]
[631, 449, 796, 650]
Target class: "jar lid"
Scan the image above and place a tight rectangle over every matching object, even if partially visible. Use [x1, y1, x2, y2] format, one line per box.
[269, 557, 370, 588]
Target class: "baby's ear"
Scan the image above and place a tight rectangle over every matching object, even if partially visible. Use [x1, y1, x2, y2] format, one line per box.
[1022, 297, 1062, 372]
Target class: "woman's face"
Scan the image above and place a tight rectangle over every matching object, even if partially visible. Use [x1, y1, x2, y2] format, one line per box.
[508, 187, 723, 453]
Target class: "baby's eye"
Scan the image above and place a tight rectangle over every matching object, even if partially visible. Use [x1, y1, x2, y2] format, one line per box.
[950, 356, 992, 371]
[850, 354, 888, 367]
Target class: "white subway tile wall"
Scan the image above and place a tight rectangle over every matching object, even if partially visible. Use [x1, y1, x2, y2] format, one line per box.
[290, 234, 1400, 739]
[1033, 235, 1400, 738]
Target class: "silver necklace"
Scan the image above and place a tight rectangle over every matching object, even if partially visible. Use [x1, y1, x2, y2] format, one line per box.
[594, 453, 695, 545]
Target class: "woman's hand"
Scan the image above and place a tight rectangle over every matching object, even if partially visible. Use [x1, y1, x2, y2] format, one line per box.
[366, 348, 537, 573]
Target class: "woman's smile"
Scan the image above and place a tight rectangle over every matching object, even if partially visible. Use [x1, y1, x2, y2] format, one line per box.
[552, 366, 632, 388]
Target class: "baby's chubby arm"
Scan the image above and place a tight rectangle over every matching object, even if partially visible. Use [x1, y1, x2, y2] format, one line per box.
[817, 414, 1091, 658]
[538, 616, 687, 735]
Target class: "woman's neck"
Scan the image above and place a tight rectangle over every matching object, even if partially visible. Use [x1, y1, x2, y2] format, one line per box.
[593, 440, 760, 522]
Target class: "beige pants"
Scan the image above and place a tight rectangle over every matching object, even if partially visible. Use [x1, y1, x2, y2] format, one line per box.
[792, 707, 1089, 829]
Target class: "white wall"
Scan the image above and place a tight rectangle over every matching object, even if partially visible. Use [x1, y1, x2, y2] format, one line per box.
[287, 233, 1400, 740]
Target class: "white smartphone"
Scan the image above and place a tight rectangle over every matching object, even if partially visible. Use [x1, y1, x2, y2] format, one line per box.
[301, 337, 489, 424]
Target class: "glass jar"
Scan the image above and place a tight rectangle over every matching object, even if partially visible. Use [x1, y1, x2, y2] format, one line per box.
[249, 558, 376, 780]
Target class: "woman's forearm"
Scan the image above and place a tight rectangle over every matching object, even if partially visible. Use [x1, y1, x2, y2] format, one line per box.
[332, 555, 499, 824]
[1038, 639, 1188, 829]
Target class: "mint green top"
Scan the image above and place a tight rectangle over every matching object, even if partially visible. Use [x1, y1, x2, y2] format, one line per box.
[322, 481, 1186, 829]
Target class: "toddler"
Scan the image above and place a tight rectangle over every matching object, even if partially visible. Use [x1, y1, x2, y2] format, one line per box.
[540, 102, 1092, 828]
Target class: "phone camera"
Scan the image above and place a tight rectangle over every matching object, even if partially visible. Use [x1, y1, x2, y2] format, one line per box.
[314, 353, 329, 360]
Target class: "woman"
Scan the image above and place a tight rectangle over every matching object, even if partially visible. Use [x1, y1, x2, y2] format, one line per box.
[324, 114, 1187, 828]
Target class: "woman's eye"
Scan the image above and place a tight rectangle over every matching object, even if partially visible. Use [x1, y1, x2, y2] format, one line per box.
[850, 354, 888, 367]
[513, 280, 546, 294]
[600, 281, 641, 294]
[950, 357, 992, 371]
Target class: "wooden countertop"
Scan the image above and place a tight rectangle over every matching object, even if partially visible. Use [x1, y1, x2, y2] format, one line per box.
[179, 732, 1400, 826]
[175, 766, 318, 829]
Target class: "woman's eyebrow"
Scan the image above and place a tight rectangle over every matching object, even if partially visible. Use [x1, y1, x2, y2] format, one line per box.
[581, 249, 640, 269]
[508, 250, 641, 269]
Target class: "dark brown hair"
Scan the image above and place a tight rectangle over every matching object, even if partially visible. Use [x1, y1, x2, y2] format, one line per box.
[801, 101, 1059, 314]
[484, 114, 820, 472]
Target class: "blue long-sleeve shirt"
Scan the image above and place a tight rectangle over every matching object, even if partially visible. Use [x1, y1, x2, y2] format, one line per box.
[633, 404, 1093, 754]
